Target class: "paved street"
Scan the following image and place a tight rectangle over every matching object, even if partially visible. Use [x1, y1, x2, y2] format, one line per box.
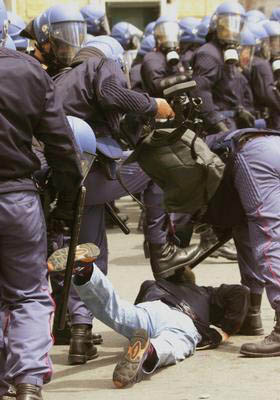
[45, 197, 279, 400]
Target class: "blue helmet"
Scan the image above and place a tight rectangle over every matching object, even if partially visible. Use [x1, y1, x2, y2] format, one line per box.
[179, 17, 203, 45]
[67, 116, 96, 156]
[154, 16, 180, 49]
[247, 22, 270, 59]
[196, 16, 211, 43]
[271, 7, 280, 22]
[246, 10, 266, 23]
[0, 0, 9, 46]
[211, 1, 246, 44]
[80, 5, 110, 36]
[7, 11, 28, 50]
[111, 22, 143, 50]
[239, 27, 256, 70]
[144, 21, 156, 37]
[138, 34, 155, 57]
[84, 35, 124, 68]
[263, 20, 280, 58]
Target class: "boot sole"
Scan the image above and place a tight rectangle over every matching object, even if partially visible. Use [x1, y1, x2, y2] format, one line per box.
[48, 243, 100, 272]
[240, 349, 280, 358]
[68, 352, 99, 365]
[153, 261, 192, 279]
[113, 329, 150, 388]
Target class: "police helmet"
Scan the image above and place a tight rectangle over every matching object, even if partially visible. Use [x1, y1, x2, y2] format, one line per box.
[138, 34, 155, 57]
[179, 17, 203, 45]
[0, 0, 9, 46]
[144, 21, 156, 37]
[246, 10, 266, 24]
[263, 20, 280, 58]
[67, 116, 96, 156]
[7, 11, 29, 50]
[247, 21, 270, 59]
[211, 1, 246, 45]
[111, 22, 143, 50]
[154, 16, 180, 50]
[239, 27, 256, 70]
[271, 7, 280, 22]
[80, 5, 110, 36]
[84, 35, 125, 69]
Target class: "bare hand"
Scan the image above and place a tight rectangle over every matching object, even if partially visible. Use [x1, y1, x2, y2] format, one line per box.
[155, 98, 175, 119]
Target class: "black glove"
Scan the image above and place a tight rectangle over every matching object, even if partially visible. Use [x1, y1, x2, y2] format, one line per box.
[236, 107, 255, 128]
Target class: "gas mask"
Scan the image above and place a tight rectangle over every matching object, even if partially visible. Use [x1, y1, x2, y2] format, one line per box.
[155, 21, 180, 66]
[223, 44, 239, 64]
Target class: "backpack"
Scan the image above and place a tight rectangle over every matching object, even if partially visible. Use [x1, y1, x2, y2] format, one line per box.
[125, 123, 225, 217]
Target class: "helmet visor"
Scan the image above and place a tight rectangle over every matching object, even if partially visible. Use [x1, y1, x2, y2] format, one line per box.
[239, 45, 255, 71]
[216, 14, 245, 43]
[270, 35, 280, 57]
[154, 21, 180, 48]
[49, 21, 86, 66]
[50, 21, 86, 47]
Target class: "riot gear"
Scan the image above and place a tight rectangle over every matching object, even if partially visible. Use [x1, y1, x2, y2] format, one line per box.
[7, 11, 29, 50]
[80, 5, 110, 36]
[154, 17, 180, 66]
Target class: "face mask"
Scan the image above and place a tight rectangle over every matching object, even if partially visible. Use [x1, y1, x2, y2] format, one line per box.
[223, 45, 239, 64]
[166, 49, 180, 66]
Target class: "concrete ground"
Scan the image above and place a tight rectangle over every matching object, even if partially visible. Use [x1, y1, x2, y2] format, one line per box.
[44, 197, 279, 400]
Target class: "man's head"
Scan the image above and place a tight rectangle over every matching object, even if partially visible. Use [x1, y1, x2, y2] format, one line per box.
[20, 5, 86, 68]
[111, 22, 143, 51]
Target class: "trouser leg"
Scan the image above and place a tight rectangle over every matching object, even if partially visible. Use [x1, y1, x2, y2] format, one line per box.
[0, 191, 53, 388]
[233, 136, 280, 311]
[74, 265, 200, 368]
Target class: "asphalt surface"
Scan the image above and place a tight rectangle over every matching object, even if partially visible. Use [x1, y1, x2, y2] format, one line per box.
[44, 197, 278, 400]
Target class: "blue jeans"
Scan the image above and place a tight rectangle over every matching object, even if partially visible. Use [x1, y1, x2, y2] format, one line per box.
[73, 265, 201, 371]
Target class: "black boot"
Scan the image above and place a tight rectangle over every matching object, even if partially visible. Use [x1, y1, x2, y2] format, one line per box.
[68, 324, 99, 365]
[149, 242, 200, 280]
[239, 293, 264, 335]
[16, 384, 42, 400]
[240, 311, 280, 357]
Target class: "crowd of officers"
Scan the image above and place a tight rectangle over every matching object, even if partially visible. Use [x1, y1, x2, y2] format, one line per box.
[2, 0, 280, 398]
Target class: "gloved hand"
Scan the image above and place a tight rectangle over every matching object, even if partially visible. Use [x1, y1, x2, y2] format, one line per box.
[236, 106, 255, 128]
[155, 98, 175, 119]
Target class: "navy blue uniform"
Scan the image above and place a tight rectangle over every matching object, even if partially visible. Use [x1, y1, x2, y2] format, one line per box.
[54, 51, 168, 326]
[0, 48, 82, 395]
[192, 40, 254, 132]
[141, 51, 185, 97]
[247, 56, 280, 129]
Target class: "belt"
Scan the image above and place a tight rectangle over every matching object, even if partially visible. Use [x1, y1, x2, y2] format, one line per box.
[237, 132, 269, 151]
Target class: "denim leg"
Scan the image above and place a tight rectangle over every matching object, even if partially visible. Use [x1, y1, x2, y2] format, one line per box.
[74, 266, 201, 367]
[233, 135, 280, 310]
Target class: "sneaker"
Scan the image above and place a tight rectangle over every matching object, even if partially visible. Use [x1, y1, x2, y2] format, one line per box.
[113, 329, 150, 388]
[48, 243, 100, 273]
[240, 329, 280, 357]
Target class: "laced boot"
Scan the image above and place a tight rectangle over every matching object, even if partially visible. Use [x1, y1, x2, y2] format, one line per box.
[15, 384, 42, 400]
[239, 293, 264, 335]
[149, 242, 200, 280]
[240, 311, 280, 357]
[68, 324, 98, 365]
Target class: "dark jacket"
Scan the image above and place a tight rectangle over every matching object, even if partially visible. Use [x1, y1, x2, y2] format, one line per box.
[54, 54, 157, 140]
[141, 51, 185, 97]
[0, 48, 82, 195]
[135, 278, 249, 345]
[192, 40, 254, 129]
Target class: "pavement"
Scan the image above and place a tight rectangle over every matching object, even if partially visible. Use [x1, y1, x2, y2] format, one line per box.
[44, 197, 279, 400]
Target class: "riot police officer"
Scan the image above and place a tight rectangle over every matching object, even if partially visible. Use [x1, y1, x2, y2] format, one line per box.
[0, 2, 83, 399]
[20, 4, 86, 76]
[192, 1, 255, 134]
